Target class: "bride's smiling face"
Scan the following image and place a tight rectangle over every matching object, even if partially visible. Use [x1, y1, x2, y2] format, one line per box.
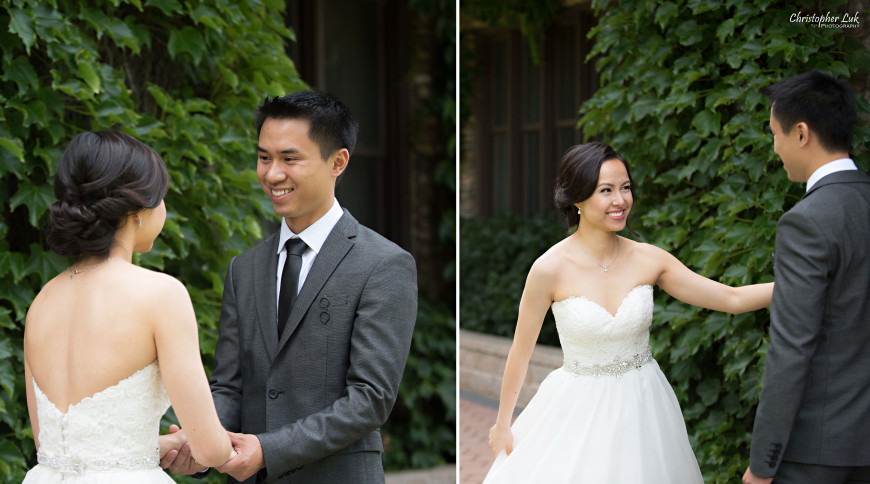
[575, 159, 633, 232]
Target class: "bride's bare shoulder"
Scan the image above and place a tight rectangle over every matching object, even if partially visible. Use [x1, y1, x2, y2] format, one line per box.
[530, 238, 573, 277]
[117, 264, 193, 313]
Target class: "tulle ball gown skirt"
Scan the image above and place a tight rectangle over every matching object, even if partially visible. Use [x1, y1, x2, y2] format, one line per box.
[483, 362, 704, 484]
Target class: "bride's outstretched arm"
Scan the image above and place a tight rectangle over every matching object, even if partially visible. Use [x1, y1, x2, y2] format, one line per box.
[489, 259, 555, 458]
[152, 275, 235, 468]
[649, 243, 774, 314]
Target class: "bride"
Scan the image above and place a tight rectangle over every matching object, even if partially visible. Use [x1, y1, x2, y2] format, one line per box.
[484, 142, 774, 483]
[23, 131, 235, 482]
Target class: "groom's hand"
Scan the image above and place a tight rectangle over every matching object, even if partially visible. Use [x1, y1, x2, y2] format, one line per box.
[159, 424, 207, 475]
[742, 466, 773, 484]
[217, 432, 265, 481]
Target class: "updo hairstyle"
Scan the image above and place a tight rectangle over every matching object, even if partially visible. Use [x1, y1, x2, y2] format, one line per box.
[553, 142, 637, 233]
[46, 131, 169, 257]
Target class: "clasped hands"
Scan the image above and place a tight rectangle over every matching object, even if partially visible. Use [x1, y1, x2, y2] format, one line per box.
[158, 425, 264, 481]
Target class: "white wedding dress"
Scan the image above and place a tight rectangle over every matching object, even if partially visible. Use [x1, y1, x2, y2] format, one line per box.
[23, 360, 174, 483]
[483, 285, 704, 483]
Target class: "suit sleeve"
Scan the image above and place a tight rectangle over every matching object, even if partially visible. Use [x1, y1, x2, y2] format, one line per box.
[750, 209, 830, 477]
[257, 250, 418, 476]
[210, 256, 244, 432]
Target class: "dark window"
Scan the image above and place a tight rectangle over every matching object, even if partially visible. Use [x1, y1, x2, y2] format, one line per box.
[468, 8, 597, 217]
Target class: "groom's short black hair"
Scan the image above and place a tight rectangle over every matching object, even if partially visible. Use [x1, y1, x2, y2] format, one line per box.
[761, 70, 855, 154]
[255, 90, 359, 161]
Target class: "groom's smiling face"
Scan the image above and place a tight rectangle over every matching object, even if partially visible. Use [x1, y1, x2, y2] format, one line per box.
[257, 117, 345, 233]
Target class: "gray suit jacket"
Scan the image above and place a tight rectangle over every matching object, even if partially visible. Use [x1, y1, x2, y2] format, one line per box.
[750, 170, 870, 477]
[210, 210, 418, 483]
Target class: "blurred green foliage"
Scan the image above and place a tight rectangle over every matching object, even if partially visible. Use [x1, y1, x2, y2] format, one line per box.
[459, 212, 567, 346]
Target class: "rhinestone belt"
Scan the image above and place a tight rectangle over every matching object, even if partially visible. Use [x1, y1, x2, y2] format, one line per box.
[563, 347, 654, 377]
[37, 450, 158, 474]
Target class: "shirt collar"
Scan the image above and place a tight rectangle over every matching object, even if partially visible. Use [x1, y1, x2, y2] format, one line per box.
[806, 158, 857, 192]
[277, 199, 344, 255]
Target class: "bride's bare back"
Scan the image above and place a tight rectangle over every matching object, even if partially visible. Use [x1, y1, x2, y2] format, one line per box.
[25, 260, 185, 412]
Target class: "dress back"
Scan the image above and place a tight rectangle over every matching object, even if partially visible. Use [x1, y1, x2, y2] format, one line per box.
[29, 361, 170, 478]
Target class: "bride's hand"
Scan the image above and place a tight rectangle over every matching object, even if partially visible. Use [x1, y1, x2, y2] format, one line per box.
[488, 423, 514, 458]
[158, 424, 185, 461]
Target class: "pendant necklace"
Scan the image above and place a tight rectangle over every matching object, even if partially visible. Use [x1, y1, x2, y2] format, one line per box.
[571, 235, 620, 272]
[67, 257, 126, 279]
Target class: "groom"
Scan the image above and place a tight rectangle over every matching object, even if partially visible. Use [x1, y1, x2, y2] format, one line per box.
[743, 71, 870, 483]
[166, 90, 417, 482]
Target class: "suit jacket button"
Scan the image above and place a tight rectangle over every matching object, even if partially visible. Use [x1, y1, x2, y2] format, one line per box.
[268, 389, 279, 399]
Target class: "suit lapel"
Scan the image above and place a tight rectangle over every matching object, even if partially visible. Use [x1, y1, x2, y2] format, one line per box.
[277, 211, 358, 351]
[254, 233, 281, 362]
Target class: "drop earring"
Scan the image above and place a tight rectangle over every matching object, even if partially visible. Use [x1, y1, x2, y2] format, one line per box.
[577, 208, 582, 215]
[137, 217, 142, 228]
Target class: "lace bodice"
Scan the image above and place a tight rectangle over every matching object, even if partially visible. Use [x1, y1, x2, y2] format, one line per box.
[32, 361, 170, 474]
[551, 285, 653, 368]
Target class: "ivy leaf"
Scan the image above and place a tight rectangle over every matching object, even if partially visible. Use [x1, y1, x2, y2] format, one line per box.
[654, 3, 678, 29]
[190, 4, 222, 32]
[0, 359, 17, 399]
[716, 18, 735, 43]
[741, 39, 764, 58]
[9, 181, 54, 228]
[675, 19, 703, 46]
[768, 35, 790, 55]
[0, 136, 25, 163]
[8, 8, 36, 54]
[696, 378, 721, 406]
[828, 61, 849, 78]
[217, 64, 239, 89]
[0, 252, 24, 282]
[144, 0, 184, 16]
[632, 95, 659, 121]
[19, 245, 68, 286]
[1, 56, 39, 96]
[77, 61, 101, 94]
[79, 8, 110, 39]
[106, 17, 139, 52]
[168, 26, 206, 64]
[691, 110, 720, 137]
[0, 307, 14, 331]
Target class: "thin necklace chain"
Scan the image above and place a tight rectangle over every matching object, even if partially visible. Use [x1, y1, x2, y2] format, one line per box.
[67, 257, 126, 279]
[570, 235, 621, 272]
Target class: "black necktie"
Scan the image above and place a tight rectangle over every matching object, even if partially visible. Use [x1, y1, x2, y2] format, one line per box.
[278, 238, 307, 335]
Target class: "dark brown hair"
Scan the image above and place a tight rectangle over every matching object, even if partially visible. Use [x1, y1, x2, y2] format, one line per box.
[46, 131, 169, 257]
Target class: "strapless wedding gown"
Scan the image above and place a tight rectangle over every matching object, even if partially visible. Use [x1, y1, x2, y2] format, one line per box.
[483, 285, 703, 483]
[23, 361, 174, 483]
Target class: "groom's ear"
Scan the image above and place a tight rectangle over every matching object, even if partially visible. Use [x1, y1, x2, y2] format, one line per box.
[796, 122, 810, 146]
[330, 148, 350, 179]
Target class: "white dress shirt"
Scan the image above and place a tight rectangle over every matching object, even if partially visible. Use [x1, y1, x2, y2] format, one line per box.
[806, 158, 857, 192]
[275, 199, 344, 319]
